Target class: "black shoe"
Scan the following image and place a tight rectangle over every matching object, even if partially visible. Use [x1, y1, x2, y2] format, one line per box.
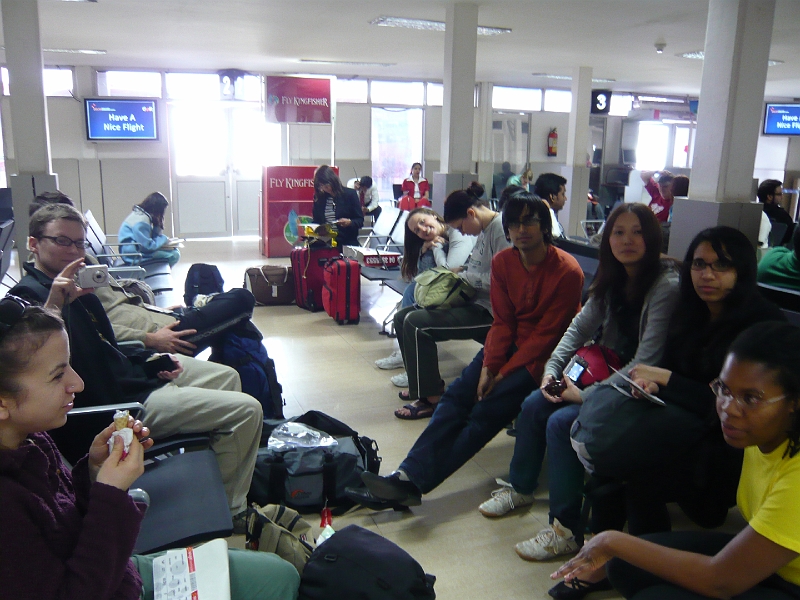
[344, 486, 411, 512]
[547, 578, 612, 600]
[361, 472, 422, 506]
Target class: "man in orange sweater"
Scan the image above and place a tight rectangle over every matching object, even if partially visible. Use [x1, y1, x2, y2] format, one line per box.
[352, 192, 584, 508]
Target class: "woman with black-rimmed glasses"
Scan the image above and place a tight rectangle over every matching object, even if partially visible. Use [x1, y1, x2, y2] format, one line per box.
[554, 322, 800, 600]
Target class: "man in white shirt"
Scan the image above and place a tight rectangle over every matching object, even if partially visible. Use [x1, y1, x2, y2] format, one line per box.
[534, 173, 568, 238]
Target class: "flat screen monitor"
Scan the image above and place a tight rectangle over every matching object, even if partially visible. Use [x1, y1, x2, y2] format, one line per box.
[621, 149, 636, 165]
[763, 103, 800, 136]
[85, 98, 158, 141]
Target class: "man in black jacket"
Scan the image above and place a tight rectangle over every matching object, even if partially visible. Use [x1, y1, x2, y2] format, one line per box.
[757, 179, 795, 246]
[12, 204, 262, 528]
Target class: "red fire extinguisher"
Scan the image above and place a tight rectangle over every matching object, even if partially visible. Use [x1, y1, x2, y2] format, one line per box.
[547, 128, 558, 157]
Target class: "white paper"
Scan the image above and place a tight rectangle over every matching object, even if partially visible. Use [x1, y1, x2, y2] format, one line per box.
[153, 538, 230, 600]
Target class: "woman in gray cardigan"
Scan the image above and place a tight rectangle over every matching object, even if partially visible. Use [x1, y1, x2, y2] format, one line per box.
[478, 204, 680, 584]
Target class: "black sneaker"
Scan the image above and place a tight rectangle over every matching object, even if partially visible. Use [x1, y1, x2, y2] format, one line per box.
[361, 472, 422, 506]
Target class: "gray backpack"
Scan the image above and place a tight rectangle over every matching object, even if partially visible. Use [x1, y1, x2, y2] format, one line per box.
[413, 267, 476, 309]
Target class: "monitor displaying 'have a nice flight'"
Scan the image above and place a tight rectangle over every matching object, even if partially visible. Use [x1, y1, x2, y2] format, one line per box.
[85, 99, 158, 141]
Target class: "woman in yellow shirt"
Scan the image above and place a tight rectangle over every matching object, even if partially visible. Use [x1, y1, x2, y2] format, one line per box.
[553, 321, 800, 599]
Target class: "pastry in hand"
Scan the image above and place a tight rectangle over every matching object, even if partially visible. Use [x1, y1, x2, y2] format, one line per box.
[108, 410, 134, 458]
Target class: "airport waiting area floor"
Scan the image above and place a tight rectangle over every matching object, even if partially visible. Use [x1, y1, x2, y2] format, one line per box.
[4, 237, 745, 600]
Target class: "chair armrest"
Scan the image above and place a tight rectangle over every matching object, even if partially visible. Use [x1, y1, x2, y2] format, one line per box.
[118, 340, 146, 350]
[69, 402, 146, 418]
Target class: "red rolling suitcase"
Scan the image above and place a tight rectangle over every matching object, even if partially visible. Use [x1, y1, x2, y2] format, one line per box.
[322, 257, 361, 325]
[291, 247, 340, 312]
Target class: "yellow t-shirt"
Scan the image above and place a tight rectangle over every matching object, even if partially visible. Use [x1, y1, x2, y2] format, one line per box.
[738, 439, 800, 586]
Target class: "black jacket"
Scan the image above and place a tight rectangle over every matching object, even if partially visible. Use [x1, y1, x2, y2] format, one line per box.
[312, 188, 364, 246]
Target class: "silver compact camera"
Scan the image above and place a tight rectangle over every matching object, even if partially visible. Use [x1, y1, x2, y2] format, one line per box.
[76, 264, 110, 288]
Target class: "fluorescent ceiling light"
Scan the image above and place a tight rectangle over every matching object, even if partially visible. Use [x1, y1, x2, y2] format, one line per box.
[0, 46, 106, 55]
[531, 73, 616, 83]
[300, 59, 395, 67]
[679, 50, 783, 66]
[370, 16, 511, 36]
[638, 95, 686, 104]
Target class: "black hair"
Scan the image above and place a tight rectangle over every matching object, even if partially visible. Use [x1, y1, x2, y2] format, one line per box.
[497, 185, 526, 211]
[727, 322, 800, 458]
[313, 165, 344, 201]
[501, 192, 553, 245]
[794, 226, 800, 262]
[533, 173, 567, 202]
[757, 179, 782, 203]
[401, 207, 446, 281]
[589, 203, 665, 308]
[138, 192, 169, 229]
[0, 302, 64, 399]
[30, 191, 75, 217]
[466, 181, 485, 200]
[672, 175, 690, 197]
[359, 176, 373, 189]
[443, 189, 488, 223]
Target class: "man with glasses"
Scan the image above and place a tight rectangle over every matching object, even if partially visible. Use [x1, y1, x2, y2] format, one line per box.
[11, 203, 262, 532]
[350, 192, 583, 509]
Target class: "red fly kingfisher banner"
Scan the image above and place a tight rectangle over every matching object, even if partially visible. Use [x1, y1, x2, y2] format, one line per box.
[266, 76, 332, 124]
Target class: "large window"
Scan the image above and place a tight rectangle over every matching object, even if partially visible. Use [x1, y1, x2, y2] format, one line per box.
[672, 126, 692, 169]
[371, 107, 423, 201]
[636, 122, 670, 171]
[334, 79, 368, 103]
[1, 67, 73, 96]
[371, 81, 424, 106]
[543, 89, 572, 113]
[97, 71, 162, 97]
[492, 86, 542, 112]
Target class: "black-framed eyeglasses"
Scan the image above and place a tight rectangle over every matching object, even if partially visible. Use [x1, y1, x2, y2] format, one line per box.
[710, 378, 785, 409]
[37, 235, 91, 249]
[690, 258, 734, 273]
[509, 216, 541, 228]
[0, 295, 29, 335]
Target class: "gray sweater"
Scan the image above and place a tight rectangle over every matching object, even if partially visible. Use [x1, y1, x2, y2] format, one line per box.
[544, 263, 680, 401]
[461, 214, 511, 314]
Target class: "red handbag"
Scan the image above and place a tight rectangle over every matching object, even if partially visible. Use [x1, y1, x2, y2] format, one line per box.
[571, 344, 622, 388]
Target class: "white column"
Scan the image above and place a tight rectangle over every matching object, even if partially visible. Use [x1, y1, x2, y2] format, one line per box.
[476, 81, 494, 196]
[1, 0, 58, 270]
[433, 3, 478, 214]
[560, 66, 592, 238]
[669, 0, 776, 257]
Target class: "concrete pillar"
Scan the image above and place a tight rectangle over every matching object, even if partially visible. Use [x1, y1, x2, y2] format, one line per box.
[476, 81, 494, 199]
[432, 3, 478, 214]
[1, 0, 58, 270]
[560, 67, 592, 238]
[669, 0, 776, 258]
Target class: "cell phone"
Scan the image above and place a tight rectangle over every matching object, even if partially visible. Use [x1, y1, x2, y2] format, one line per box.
[610, 366, 666, 406]
[544, 380, 566, 397]
[143, 354, 178, 378]
[564, 355, 589, 383]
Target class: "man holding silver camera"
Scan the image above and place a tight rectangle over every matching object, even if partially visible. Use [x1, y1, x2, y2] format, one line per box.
[11, 203, 262, 530]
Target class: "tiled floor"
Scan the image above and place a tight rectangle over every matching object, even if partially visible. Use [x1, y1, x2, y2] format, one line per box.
[37, 236, 743, 600]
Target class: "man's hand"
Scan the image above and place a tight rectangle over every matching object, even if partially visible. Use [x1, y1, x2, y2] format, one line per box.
[477, 367, 502, 402]
[156, 354, 184, 381]
[145, 321, 198, 355]
[336, 218, 352, 227]
[46, 258, 94, 310]
[640, 170, 656, 184]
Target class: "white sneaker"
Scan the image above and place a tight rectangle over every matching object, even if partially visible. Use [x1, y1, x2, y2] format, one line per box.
[391, 371, 409, 387]
[479, 479, 534, 517]
[376, 350, 404, 370]
[515, 519, 579, 561]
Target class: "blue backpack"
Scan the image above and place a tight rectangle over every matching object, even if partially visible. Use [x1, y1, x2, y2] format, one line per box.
[210, 325, 285, 419]
[184, 263, 225, 306]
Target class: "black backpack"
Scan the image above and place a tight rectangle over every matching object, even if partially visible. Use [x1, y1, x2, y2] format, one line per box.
[209, 322, 285, 419]
[299, 525, 436, 600]
[184, 263, 225, 306]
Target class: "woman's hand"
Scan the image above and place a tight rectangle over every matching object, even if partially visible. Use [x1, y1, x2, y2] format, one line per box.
[551, 531, 617, 583]
[88, 417, 153, 481]
[540, 374, 563, 403]
[559, 376, 583, 404]
[632, 378, 660, 398]
[96, 435, 145, 491]
[628, 364, 672, 388]
[156, 355, 184, 381]
[45, 258, 94, 310]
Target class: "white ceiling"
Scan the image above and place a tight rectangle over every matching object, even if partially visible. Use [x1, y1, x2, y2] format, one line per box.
[11, 0, 800, 99]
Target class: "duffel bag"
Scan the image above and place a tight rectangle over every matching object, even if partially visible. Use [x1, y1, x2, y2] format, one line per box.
[298, 525, 436, 600]
[249, 410, 381, 513]
[570, 383, 708, 480]
[244, 265, 295, 306]
[245, 503, 315, 574]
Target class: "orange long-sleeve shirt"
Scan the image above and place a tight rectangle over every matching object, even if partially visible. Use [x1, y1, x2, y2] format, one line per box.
[483, 245, 583, 382]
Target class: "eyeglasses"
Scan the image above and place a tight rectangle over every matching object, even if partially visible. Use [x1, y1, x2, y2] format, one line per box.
[690, 258, 734, 273]
[0, 295, 29, 335]
[710, 378, 785, 409]
[509, 216, 541, 228]
[37, 235, 91, 249]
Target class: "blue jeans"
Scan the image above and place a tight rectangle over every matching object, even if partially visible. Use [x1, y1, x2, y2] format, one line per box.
[399, 349, 537, 494]
[508, 389, 585, 532]
[401, 281, 416, 308]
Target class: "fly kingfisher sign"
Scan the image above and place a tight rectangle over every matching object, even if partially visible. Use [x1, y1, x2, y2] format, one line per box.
[266, 76, 332, 124]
